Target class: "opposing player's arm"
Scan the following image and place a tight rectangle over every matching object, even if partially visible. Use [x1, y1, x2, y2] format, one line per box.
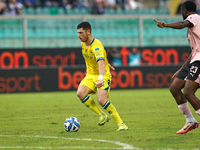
[109, 63, 115, 71]
[171, 54, 192, 80]
[182, 53, 192, 68]
[153, 19, 193, 29]
[164, 20, 192, 29]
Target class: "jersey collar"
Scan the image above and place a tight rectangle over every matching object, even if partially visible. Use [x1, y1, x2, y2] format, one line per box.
[89, 38, 95, 45]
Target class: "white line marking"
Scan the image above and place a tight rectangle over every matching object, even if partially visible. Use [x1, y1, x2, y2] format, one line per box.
[0, 146, 127, 149]
[0, 135, 141, 150]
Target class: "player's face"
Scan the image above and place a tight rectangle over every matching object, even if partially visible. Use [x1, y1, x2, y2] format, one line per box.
[77, 28, 89, 42]
[181, 8, 187, 20]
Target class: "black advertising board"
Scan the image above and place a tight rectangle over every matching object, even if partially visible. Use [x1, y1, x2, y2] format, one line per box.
[0, 46, 191, 69]
[0, 67, 57, 93]
[0, 48, 83, 69]
[0, 65, 179, 93]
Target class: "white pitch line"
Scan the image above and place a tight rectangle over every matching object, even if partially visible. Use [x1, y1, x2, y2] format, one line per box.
[0, 146, 126, 149]
[0, 135, 141, 150]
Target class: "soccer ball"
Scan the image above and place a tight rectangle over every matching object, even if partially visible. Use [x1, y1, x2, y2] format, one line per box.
[64, 117, 80, 132]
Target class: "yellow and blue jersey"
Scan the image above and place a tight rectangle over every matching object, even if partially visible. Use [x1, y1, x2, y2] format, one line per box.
[81, 38, 111, 78]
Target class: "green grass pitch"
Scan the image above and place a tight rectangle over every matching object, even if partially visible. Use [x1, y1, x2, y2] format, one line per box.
[0, 88, 200, 150]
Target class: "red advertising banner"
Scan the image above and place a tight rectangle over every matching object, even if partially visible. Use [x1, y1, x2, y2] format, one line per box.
[0, 46, 190, 69]
[0, 65, 179, 93]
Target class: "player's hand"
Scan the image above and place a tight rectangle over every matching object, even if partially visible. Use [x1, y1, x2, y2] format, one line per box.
[95, 80, 103, 88]
[109, 63, 115, 71]
[153, 19, 165, 28]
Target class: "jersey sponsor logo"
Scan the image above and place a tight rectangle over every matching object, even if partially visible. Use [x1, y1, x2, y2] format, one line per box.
[95, 52, 102, 57]
[95, 48, 99, 51]
[83, 53, 92, 59]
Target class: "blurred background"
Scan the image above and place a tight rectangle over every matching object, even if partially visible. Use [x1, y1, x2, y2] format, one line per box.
[0, 0, 199, 48]
[0, 0, 198, 93]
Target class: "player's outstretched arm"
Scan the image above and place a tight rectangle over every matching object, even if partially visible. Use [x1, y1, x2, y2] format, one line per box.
[153, 19, 165, 28]
[153, 19, 191, 29]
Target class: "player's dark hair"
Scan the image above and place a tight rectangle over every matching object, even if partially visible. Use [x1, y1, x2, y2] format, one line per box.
[182, 0, 196, 12]
[77, 21, 92, 33]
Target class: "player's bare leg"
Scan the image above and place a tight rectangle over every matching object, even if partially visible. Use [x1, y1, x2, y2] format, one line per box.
[184, 79, 200, 116]
[169, 78, 186, 105]
[175, 79, 199, 134]
[77, 85, 103, 115]
[97, 89, 128, 131]
[77, 85, 93, 99]
[184, 79, 200, 111]
[170, 78, 198, 134]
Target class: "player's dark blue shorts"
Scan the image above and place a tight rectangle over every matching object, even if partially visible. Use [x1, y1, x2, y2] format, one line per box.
[176, 61, 200, 83]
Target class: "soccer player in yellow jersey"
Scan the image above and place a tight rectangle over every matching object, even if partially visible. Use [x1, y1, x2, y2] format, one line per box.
[76, 21, 128, 131]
